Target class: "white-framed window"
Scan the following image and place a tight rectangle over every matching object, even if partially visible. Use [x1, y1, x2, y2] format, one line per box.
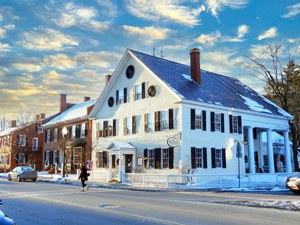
[45, 151, 50, 167]
[145, 112, 154, 132]
[195, 109, 202, 129]
[215, 113, 221, 131]
[161, 110, 169, 131]
[107, 120, 113, 137]
[54, 128, 58, 142]
[124, 117, 132, 135]
[162, 148, 169, 169]
[19, 135, 26, 146]
[97, 122, 103, 138]
[118, 88, 124, 104]
[148, 149, 155, 169]
[232, 116, 238, 133]
[37, 121, 43, 133]
[195, 148, 203, 168]
[46, 130, 51, 143]
[81, 123, 86, 138]
[73, 147, 83, 165]
[32, 137, 38, 151]
[215, 149, 222, 168]
[0, 154, 9, 165]
[71, 125, 76, 139]
[135, 83, 142, 100]
[18, 153, 26, 165]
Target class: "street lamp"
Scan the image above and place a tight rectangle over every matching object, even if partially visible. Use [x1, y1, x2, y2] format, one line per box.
[62, 127, 68, 178]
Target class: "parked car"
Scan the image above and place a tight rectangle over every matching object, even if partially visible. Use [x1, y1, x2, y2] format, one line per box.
[0, 200, 16, 225]
[7, 166, 38, 182]
[285, 173, 300, 194]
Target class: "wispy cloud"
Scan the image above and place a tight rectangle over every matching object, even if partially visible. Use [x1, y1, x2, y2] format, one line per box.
[52, 2, 110, 32]
[0, 42, 12, 52]
[97, 0, 118, 17]
[258, 27, 277, 40]
[18, 28, 78, 51]
[126, 0, 204, 27]
[205, 0, 248, 18]
[43, 54, 77, 70]
[196, 24, 249, 46]
[281, 3, 300, 18]
[123, 25, 171, 44]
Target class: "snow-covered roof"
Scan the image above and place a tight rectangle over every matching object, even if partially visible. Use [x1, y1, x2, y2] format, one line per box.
[0, 127, 19, 136]
[107, 142, 136, 150]
[261, 131, 292, 145]
[129, 49, 292, 119]
[44, 99, 97, 126]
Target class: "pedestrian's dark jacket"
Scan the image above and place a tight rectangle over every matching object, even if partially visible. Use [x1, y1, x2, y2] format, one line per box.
[79, 165, 88, 181]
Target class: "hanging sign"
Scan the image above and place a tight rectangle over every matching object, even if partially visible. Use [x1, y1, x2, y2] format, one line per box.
[167, 137, 180, 147]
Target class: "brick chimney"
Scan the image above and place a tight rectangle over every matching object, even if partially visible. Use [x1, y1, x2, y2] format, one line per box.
[105, 74, 111, 84]
[40, 113, 46, 119]
[60, 94, 67, 112]
[190, 48, 201, 84]
[84, 96, 90, 102]
[11, 120, 16, 128]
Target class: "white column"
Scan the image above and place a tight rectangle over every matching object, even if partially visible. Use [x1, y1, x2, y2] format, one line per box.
[284, 130, 292, 173]
[108, 154, 112, 182]
[247, 126, 255, 173]
[132, 152, 136, 173]
[258, 131, 264, 172]
[267, 129, 275, 173]
[118, 154, 123, 182]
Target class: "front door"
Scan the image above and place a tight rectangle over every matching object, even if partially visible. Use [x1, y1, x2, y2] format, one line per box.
[125, 155, 133, 173]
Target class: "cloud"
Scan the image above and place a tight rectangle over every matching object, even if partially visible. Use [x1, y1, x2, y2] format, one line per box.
[202, 49, 243, 74]
[258, 27, 277, 40]
[0, 42, 12, 52]
[126, 0, 204, 27]
[123, 25, 171, 44]
[281, 3, 300, 18]
[0, 24, 15, 39]
[12, 63, 43, 72]
[196, 25, 248, 46]
[52, 2, 109, 32]
[18, 28, 78, 51]
[43, 54, 77, 70]
[97, 0, 118, 17]
[74, 51, 120, 68]
[205, 0, 248, 18]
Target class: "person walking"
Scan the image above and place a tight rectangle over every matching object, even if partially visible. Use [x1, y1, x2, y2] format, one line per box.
[79, 163, 89, 192]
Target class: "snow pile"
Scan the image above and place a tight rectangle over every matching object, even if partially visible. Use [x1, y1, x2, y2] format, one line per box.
[240, 95, 272, 113]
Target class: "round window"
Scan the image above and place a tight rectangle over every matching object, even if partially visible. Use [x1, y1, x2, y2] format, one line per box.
[126, 65, 135, 79]
[108, 97, 114, 107]
[148, 85, 156, 97]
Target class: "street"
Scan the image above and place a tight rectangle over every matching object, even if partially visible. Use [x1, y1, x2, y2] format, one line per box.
[0, 178, 299, 225]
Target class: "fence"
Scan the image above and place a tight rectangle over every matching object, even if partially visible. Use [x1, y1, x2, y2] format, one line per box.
[122, 172, 297, 189]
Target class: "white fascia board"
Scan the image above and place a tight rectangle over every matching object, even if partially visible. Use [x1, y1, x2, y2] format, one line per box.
[128, 50, 182, 102]
[181, 99, 290, 123]
[89, 50, 131, 119]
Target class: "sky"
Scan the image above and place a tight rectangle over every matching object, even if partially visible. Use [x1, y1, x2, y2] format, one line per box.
[0, 0, 299, 123]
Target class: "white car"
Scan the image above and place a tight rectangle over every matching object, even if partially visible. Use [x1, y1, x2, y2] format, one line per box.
[8, 166, 38, 182]
[285, 174, 300, 194]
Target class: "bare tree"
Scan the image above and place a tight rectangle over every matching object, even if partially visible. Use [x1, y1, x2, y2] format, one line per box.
[16, 105, 35, 126]
[243, 42, 300, 171]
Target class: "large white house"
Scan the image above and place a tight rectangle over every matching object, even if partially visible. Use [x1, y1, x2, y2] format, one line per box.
[88, 48, 293, 183]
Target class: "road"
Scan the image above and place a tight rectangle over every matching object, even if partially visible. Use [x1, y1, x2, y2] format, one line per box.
[0, 178, 299, 225]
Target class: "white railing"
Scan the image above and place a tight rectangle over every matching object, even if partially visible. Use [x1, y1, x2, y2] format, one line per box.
[122, 172, 298, 189]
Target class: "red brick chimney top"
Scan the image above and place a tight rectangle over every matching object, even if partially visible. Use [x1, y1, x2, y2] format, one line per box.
[190, 48, 201, 84]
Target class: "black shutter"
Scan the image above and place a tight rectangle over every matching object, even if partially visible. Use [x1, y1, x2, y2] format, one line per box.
[211, 148, 216, 168]
[191, 109, 195, 130]
[222, 148, 226, 168]
[238, 116, 242, 134]
[112, 155, 116, 168]
[113, 119, 116, 136]
[49, 151, 53, 165]
[116, 90, 119, 104]
[103, 121, 108, 137]
[210, 112, 215, 132]
[221, 113, 224, 133]
[169, 147, 174, 169]
[191, 147, 196, 169]
[85, 122, 88, 136]
[142, 82, 146, 99]
[144, 149, 148, 168]
[154, 148, 161, 169]
[76, 124, 80, 138]
[44, 131, 47, 143]
[132, 116, 136, 134]
[124, 88, 127, 103]
[103, 151, 108, 168]
[229, 115, 233, 133]
[203, 148, 207, 168]
[253, 128, 257, 139]
[155, 111, 160, 131]
[202, 110, 206, 131]
[169, 109, 174, 129]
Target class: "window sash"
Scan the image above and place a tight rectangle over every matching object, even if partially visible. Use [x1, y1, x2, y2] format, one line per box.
[19, 135, 26, 146]
[162, 148, 169, 168]
[215, 149, 222, 168]
[135, 84, 142, 100]
[46, 130, 51, 143]
[54, 128, 58, 142]
[148, 149, 155, 168]
[73, 147, 83, 165]
[161, 110, 168, 131]
[215, 114, 221, 131]
[71, 125, 76, 138]
[81, 123, 86, 138]
[195, 109, 202, 129]
[195, 148, 203, 168]
[232, 116, 238, 133]
[32, 138, 38, 151]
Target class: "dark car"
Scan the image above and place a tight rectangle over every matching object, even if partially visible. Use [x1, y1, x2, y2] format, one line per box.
[7, 166, 38, 182]
[0, 200, 16, 225]
[285, 173, 300, 194]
